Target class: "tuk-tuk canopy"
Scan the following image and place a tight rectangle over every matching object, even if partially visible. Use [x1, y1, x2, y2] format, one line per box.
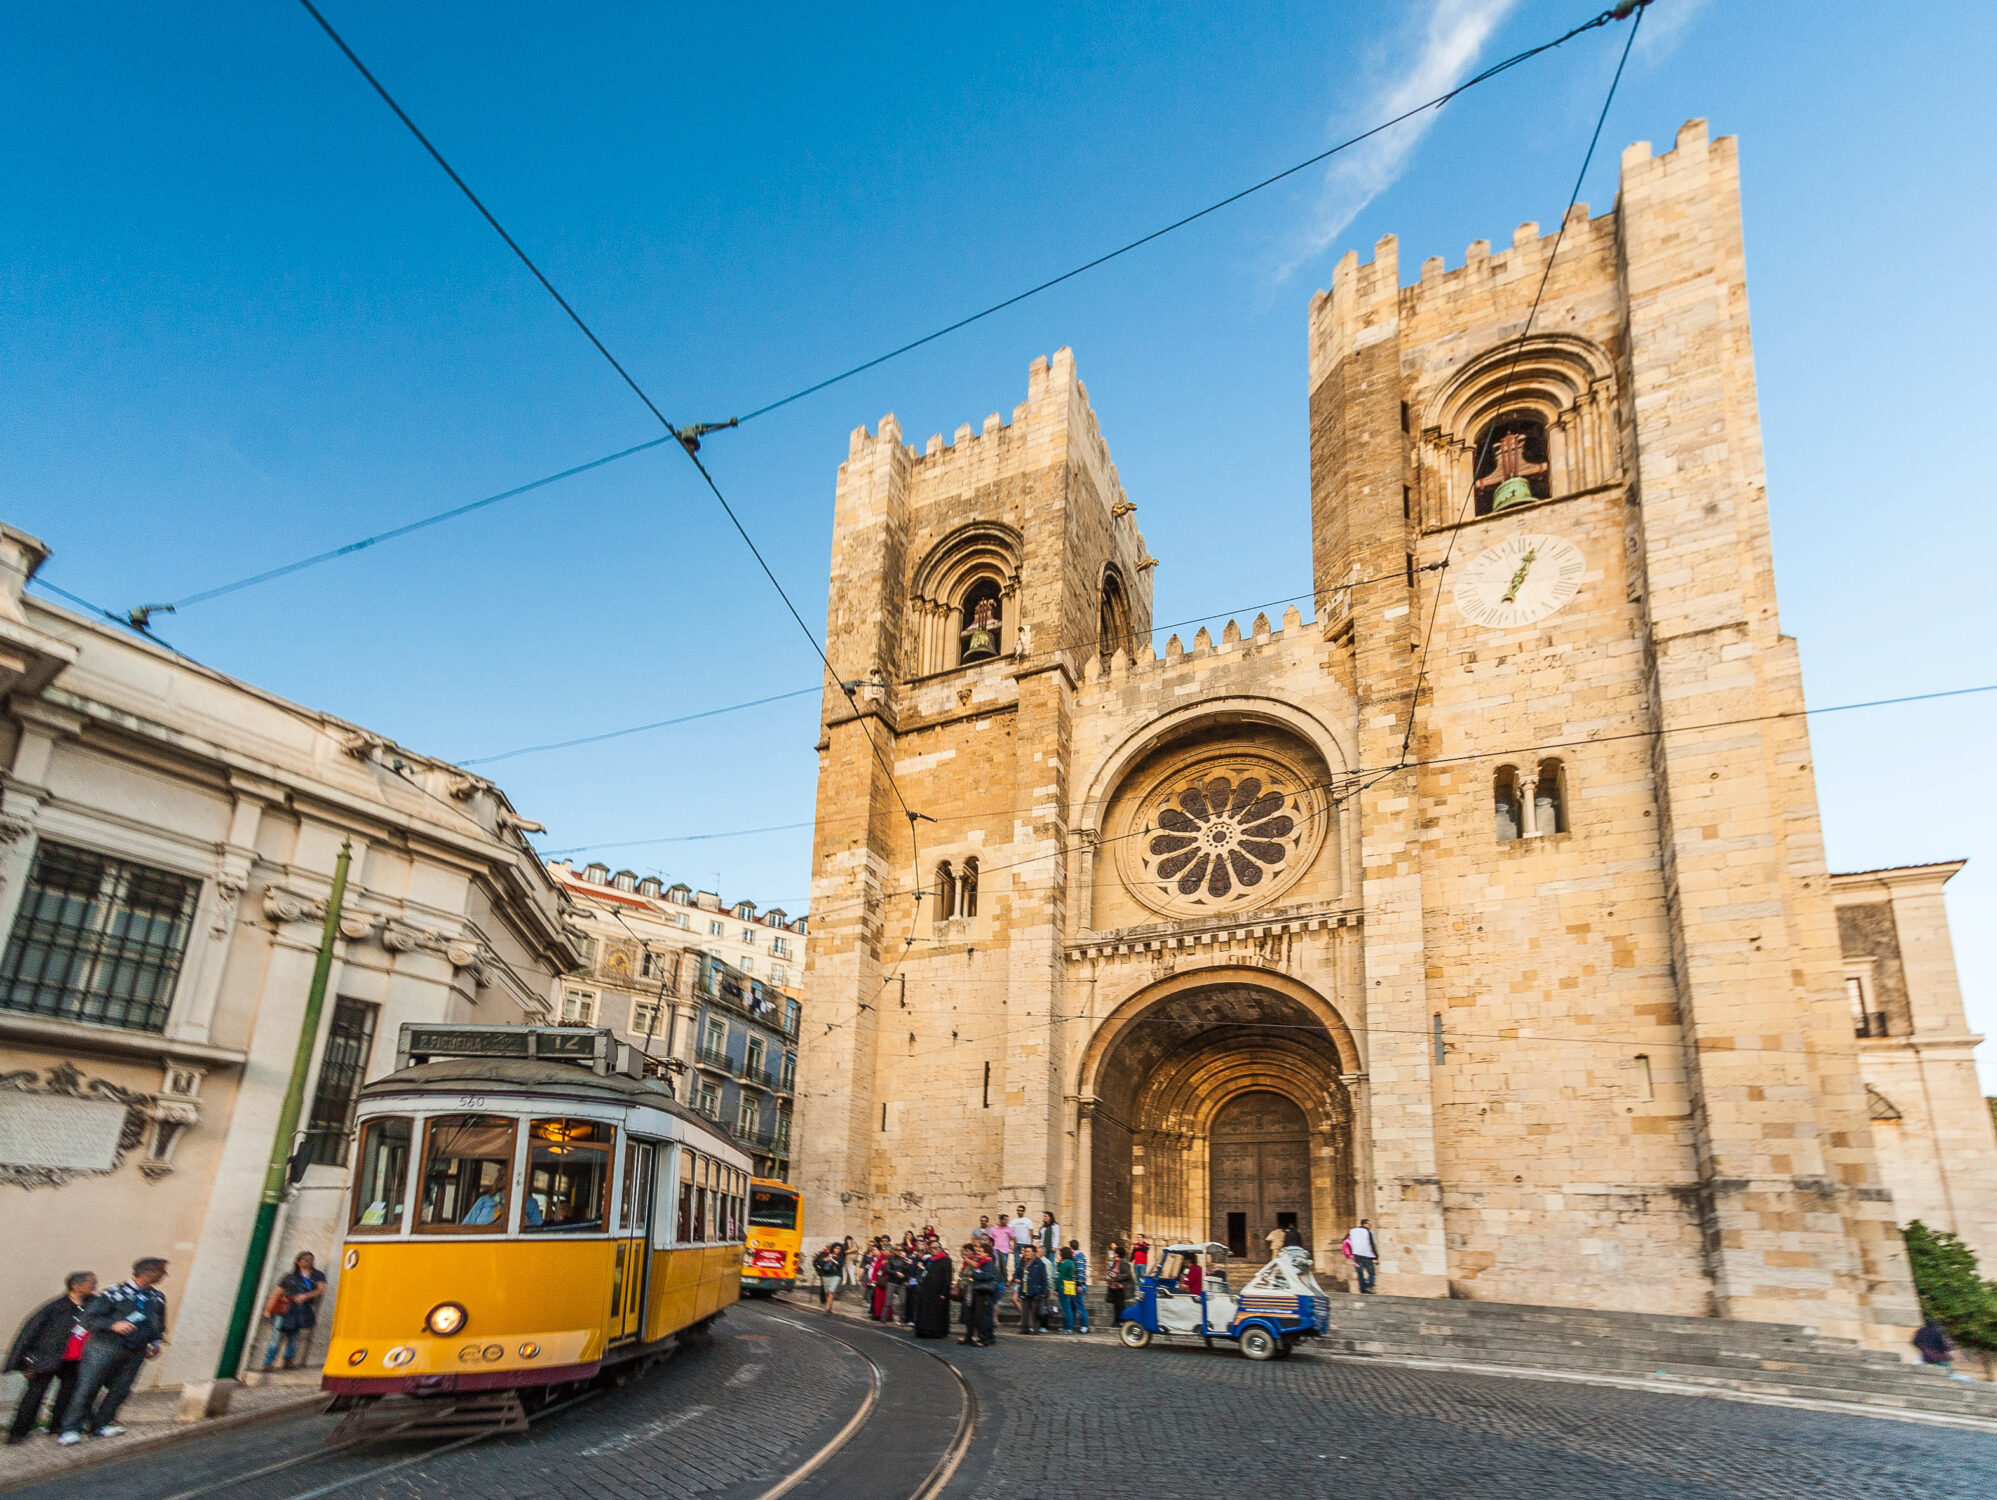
[1163, 1242, 1231, 1258]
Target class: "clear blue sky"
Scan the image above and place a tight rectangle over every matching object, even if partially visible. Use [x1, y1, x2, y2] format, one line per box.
[7, 2, 1996, 1082]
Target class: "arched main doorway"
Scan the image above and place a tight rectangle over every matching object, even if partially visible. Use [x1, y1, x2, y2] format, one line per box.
[1082, 975, 1354, 1267]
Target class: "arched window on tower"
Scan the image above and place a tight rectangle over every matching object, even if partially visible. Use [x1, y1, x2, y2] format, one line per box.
[1099, 567, 1132, 666]
[958, 579, 1004, 664]
[934, 861, 958, 921]
[1494, 766, 1523, 842]
[959, 858, 979, 920]
[1472, 414, 1552, 515]
[1532, 758, 1566, 836]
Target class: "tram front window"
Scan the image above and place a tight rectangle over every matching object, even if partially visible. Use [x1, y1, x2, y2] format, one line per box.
[523, 1118, 613, 1231]
[350, 1116, 411, 1233]
[418, 1115, 517, 1232]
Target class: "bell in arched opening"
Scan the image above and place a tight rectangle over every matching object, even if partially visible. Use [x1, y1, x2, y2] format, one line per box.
[1474, 416, 1552, 514]
[959, 581, 1003, 663]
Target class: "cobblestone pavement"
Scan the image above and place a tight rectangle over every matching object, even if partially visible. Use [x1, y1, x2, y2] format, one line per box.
[895, 1303, 1997, 1500]
[10, 1296, 1994, 1500]
[7, 1304, 876, 1500]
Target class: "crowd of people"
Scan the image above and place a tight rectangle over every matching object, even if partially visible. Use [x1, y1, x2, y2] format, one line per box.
[4, 1251, 325, 1448]
[810, 1205, 1160, 1345]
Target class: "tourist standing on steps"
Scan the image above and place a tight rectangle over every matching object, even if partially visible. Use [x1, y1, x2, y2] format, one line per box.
[1037, 1210, 1063, 1258]
[58, 1258, 168, 1445]
[1283, 1223, 1305, 1249]
[1055, 1245, 1085, 1333]
[1265, 1225, 1286, 1260]
[5, 1271, 96, 1444]
[1008, 1206, 1035, 1280]
[1343, 1219, 1379, 1293]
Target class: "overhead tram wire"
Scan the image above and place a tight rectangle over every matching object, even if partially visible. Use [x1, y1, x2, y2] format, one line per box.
[292, 0, 945, 1009]
[1397, 1, 1646, 772]
[140, 2, 1647, 627]
[294, 0, 917, 824]
[724, 1, 1655, 429]
[455, 566, 1439, 769]
[779, 678, 1997, 918]
[537, 678, 1997, 871]
[163, 435, 675, 614]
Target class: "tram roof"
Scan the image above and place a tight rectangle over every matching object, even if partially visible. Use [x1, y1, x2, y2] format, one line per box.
[360, 1057, 729, 1137]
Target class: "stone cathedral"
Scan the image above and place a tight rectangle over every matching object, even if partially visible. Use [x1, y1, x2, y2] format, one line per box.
[793, 121, 1996, 1345]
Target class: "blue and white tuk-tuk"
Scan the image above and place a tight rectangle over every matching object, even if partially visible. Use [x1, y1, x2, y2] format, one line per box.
[1117, 1242, 1330, 1360]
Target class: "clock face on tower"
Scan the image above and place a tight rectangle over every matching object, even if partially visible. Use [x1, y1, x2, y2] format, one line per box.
[1452, 531, 1586, 630]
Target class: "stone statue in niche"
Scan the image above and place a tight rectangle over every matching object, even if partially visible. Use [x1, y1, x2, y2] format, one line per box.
[960, 596, 1000, 662]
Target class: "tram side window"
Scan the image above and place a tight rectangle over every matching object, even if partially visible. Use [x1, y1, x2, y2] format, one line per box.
[350, 1116, 412, 1233]
[418, 1115, 518, 1232]
[523, 1118, 614, 1231]
[679, 1148, 706, 1244]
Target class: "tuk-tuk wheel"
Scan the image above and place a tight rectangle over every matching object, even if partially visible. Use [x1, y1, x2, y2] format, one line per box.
[1119, 1321, 1153, 1349]
[1238, 1326, 1279, 1361]
[1277, 1336, 1297, 1359]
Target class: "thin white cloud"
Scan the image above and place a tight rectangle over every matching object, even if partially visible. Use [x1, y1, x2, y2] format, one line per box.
[1277, 0, 1520, 279]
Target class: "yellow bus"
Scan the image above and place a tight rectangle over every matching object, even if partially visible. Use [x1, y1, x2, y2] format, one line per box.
[741, 1177, 801, 1296]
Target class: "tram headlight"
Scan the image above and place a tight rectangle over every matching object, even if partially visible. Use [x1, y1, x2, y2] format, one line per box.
[518, 1342, 540, 1359]
[424, 1302, 468, 1337]
[347, 1349, 368, 1366]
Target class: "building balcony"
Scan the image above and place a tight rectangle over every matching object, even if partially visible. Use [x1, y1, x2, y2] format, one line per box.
[696, 1045, 731, 1072]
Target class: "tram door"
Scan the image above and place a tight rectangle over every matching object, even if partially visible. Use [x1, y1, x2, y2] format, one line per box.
[610, 1140, 656, 1343]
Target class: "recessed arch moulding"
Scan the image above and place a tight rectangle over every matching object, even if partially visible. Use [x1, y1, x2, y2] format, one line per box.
[1072, 968, 1362, 1274]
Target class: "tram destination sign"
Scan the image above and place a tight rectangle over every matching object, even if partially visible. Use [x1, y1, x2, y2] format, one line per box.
[397, 1022, 614, 1072]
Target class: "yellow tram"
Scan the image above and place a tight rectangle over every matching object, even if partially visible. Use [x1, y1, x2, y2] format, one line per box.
[321, 1023, 747, 1400]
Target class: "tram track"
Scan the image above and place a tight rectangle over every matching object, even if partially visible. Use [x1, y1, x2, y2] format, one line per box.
[759, 1301, 977, 1500]
[22, 1303, 972, 1500]
[137, 1388, 600, 1500]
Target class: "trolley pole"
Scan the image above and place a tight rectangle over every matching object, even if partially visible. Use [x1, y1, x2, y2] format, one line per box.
[215, 837, 352, 1380]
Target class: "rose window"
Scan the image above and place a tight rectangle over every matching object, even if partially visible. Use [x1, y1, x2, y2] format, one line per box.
[1121, 754, 1325, 916]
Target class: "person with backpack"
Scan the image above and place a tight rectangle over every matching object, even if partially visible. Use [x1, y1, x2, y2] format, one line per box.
[5, 1272, 96, 1444]
[813, 1244, 844, 1313]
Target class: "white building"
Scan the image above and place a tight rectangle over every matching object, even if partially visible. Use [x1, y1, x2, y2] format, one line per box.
[0, 524, 580, 1394]
[548, 861, 807, 1177]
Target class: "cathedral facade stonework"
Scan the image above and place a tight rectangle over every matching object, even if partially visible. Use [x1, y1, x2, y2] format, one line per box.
[793, 121, 1968, 1346]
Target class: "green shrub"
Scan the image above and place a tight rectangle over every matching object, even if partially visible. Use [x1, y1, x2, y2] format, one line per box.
[1902, 1220, 1997, 1349]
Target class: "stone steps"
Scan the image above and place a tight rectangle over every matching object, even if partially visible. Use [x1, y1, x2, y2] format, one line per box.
[1314, 1294, 1997, 1421]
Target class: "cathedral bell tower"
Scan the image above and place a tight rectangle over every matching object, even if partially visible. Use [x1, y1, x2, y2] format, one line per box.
[794, 349, 1152, 1242]
[1304, 120, 1916, 1342]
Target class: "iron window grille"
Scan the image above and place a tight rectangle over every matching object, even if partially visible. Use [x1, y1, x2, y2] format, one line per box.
[303, 997, 379, 1167]
[0, 841, 200, 1032]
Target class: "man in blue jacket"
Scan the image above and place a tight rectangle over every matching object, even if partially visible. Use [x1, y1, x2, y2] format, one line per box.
[58, 1258, 168, 1445]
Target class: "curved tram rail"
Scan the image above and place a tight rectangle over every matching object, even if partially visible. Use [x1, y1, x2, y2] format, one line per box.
[139, 1303, 972, 1500]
